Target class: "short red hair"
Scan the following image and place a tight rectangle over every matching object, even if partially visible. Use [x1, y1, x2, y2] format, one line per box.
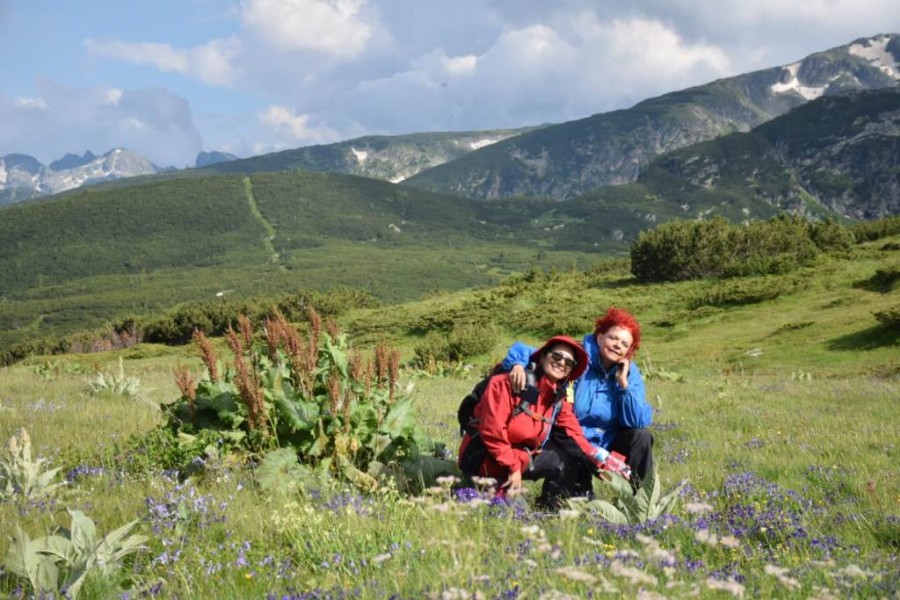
[594, 307, 641, 356]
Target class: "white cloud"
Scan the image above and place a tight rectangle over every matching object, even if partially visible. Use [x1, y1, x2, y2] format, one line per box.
[324, 15, 731, 134]
[0, 80, 202, 167]
[8, 0, 900, 166]
[258, 105, 339, 146]
[443, 54, 478, 76]
[583, 17, 731, 95]
[241, 0, 374, 58]
[13, 96, 47, 109]
[85, 37, 241, 86]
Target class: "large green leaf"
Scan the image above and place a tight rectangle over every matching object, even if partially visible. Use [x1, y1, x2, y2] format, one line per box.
[370, 434, 394, 459]
[382, 396, 416, 439]
[584, 500, 630, 524]
[95, 519, 147, 569]
[255, 448, 307, 493]
[323, 336, 349, 379]
[68, 510, 98, 560]
[31, 534, 73, 562]
[307, 419, 331, 458]
[339, 458, 378, 491]
[209, 391, 241, 423]
[272, 395, 319, 432]
[350, 402, 379, 439]
[5, 526, 61, 594]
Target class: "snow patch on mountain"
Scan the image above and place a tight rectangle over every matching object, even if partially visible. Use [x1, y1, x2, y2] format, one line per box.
[351, 148, 369, 163]
[0, 149, 159, 197]
[849, 34, 899, 79]
[771, 63, 827, 100]
[468, 138, 501, 150]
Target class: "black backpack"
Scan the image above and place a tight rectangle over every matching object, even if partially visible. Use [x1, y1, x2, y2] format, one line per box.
[456, 363, 584, 477]
[456, 363, 541, 437]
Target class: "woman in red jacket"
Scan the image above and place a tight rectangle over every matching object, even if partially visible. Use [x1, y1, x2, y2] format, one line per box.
[458, 335, 606, 508]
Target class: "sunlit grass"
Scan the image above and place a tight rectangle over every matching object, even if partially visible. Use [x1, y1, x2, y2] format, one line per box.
[0, 240, 897, 598]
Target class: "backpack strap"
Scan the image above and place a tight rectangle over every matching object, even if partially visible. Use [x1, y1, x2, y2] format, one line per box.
[536, 382, 570, 451]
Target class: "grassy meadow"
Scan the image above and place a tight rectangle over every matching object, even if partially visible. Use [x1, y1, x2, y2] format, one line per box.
[0, 236, 897, 598]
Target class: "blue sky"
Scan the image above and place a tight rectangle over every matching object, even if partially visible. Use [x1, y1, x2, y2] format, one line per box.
[2, 0, 899, 168]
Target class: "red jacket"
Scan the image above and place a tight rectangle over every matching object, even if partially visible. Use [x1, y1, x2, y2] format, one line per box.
[459, 372, 602, 479]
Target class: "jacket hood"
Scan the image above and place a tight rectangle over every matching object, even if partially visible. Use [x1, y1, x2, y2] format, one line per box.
[582, 332, 604, 372]
[528, 335, 589, 381]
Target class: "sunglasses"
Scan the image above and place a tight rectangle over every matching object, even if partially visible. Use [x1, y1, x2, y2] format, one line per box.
[548, 351, 577, 369]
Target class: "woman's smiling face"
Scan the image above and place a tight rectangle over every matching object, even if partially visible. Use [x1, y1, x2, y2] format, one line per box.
[541, 344, 577, 382]
[596, 325, 634, 368]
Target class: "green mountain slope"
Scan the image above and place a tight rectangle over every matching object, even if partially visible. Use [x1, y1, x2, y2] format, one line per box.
[198, 129, 539, 182]
[404, 34, 900, 200]
[640, 88, 900, 219]
[0, 170, 606, 351]
[5, 82, 900, 354]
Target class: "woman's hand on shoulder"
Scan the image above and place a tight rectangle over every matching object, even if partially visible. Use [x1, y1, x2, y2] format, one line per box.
[509, 364, 526, 393]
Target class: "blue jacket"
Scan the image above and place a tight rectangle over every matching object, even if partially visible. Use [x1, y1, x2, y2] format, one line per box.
[502, 333, 653, 449]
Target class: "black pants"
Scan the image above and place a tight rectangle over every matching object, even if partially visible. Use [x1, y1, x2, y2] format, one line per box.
[609, 427, 654, 488]
[524, 440, 592, 509]
[570, 427, 655, 495]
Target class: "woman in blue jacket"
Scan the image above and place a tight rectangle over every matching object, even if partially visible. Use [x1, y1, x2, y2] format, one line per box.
[503, 307, 654, 487]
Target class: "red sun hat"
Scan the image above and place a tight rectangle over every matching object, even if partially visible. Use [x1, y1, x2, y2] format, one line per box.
[529, 335, 589, 381]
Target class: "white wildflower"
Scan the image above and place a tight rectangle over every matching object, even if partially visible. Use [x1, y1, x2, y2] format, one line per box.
[539, 591, 580, 600]
[436, 475, 460, 487]
[685, 501, 714, 514]
[840, 564, 870, 579]
[706, 577, 745, 598]
[695, 529, 718, 545]
[765, 565, 800, 590]
[555, 566, 598, 584]
[719, 535, 740, 549]
[610, 561, 658, 586]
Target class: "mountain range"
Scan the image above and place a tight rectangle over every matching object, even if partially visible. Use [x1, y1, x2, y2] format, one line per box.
[0, 129, 532, 206]
[0, 149, 163, 205]
[2, 73, 900, 353]
[4, 33, 897, 212]
[404, 33, 900, 200]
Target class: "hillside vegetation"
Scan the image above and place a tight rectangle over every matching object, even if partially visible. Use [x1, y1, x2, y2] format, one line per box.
[0, 170, 611, 354]
[0, 230, 896, 598]
[403, 35, 900, 200]
[642, 88, 900, 220]
[199, 128, 540, 182]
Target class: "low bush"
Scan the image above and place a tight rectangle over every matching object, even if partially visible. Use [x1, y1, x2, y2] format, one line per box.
[162, 310, 452, 490]
[630, 216, 820, 282]
[850, 214, 900, 242]
[688, 276, 802, 309]
[873, 304, 900, 328]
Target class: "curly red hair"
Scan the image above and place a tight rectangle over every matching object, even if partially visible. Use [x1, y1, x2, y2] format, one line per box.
[594, 307, 641, 356]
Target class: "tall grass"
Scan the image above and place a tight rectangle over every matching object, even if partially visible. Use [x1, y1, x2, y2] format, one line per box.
[0, 238, 897, 598]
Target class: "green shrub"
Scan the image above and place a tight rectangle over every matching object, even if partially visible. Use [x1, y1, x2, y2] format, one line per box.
[162, 311, 450, 490]
[412, 331, 451, 369]
[447, 320, 498, 361]
[630, 216, 819, 282]
[688, 276, 801, 309]
[873, 305, 900, 328]
[808, 218, 855, 252]
[630, 217, 731, 282]
[850, 215, 900, 242]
